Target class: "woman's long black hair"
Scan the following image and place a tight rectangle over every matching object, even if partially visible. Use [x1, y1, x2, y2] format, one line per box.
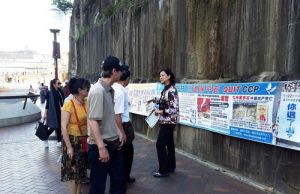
[159, 68, 176, 86]
[50, 78, 59, 91]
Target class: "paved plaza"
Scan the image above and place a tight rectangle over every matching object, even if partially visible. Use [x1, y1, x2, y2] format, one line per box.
[0, 100, 268, 194]
[0, 123, 268, 194]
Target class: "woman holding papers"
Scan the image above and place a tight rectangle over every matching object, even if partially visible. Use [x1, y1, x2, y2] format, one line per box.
[153, 68, 179, 178]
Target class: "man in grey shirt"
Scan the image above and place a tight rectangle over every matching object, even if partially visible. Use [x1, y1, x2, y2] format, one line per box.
[87, 56, 126, 194]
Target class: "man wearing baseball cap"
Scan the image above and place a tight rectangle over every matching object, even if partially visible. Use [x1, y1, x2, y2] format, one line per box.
[87, 56, 126, 194]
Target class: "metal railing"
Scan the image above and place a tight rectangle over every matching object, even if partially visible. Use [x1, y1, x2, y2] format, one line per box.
[0, 94, 40, 109]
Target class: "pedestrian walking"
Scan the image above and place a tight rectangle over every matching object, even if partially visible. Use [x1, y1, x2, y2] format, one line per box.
[28, 85, 35, 101]
[62, 80, 71, 98]
[28, 85, 34, 94]
[87, 56, 126, 194]
[43, 78, 65, 148]
[39, 83, 46, 103]
[61, 77, 91, 194]
[153, 68, 179, 178]
[112, 64, 136, 184]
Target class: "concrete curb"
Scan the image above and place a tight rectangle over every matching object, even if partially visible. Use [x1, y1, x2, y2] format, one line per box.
[0, 100, 41, 127]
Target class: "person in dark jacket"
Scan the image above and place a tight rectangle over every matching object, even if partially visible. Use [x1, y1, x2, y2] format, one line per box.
[153, 68, 179, 178]
[43, 78, 65, 148]
[39, 83, 46, 103]
[62, 80, 71, 98]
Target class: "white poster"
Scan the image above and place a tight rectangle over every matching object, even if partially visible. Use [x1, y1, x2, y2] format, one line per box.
[128, 83, 158, 116]
[207, 95, 232, 133]
[178, 92, 198, 126]
[276, 92, 300, 144]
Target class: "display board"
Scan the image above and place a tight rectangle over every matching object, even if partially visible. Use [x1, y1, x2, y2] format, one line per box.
[127, 83, 159, 116]
[127, 81, 300, 151]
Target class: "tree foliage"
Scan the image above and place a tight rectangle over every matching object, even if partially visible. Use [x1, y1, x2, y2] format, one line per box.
[52, 0, 73, 14]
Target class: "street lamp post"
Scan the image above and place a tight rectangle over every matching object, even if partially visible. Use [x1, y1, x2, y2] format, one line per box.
[50, 29, 60, 79]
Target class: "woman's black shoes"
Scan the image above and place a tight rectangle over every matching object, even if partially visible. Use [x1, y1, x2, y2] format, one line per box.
[127, 177, 136, 183]
[169, 168, 175, 173]
[153, 172, 169, 178]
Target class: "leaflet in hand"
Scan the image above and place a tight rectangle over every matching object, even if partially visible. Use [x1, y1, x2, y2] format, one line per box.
[145, 110, 159, 128]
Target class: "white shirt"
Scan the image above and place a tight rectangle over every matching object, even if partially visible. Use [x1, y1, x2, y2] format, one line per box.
[112, 82, 130, 122]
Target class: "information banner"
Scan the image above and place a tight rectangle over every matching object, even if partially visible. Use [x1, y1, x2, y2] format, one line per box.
[176, 82, 276, 143]
[127, 81, 300, 151]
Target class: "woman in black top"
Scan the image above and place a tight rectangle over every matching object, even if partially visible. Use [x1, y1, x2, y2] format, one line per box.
[43, 78, 65, 148]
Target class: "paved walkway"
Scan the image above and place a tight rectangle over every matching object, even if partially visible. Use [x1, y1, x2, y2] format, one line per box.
[0, 103, 268, 194]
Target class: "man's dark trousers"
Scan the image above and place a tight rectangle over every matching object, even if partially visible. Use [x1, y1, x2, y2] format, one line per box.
[122, 142, 134, 181]
[88, 144, 126, 194]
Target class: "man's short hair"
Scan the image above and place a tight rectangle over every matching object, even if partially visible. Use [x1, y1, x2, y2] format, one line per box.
[101, 56, 122, 71]
[101, 56, 122, 78]
[120, 64, 131, 81]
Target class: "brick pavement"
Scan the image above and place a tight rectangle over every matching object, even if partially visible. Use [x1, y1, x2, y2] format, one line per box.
[0, 120, 268, 194]
[0, 100, 268, 194]
[0, 122, 69, 194]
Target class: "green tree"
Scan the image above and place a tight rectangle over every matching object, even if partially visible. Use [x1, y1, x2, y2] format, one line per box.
[52, 0, 73, 14]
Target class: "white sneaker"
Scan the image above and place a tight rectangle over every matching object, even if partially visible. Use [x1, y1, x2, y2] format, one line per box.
[43, 140, 49, 148]
[56, 154, 62, 163]
[56, 142, 62, 147]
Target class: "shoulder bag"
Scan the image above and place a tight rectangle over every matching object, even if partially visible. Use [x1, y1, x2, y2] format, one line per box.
[70, 99, 88, 152]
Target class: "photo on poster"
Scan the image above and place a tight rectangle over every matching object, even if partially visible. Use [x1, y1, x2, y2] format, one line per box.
[257, 104, 268, 124]
[232, 102, 257, 122]
[197, 97, 210, 119]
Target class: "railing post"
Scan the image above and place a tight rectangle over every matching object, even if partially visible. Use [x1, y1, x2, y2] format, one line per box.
[34, 97, 38, 104]
[23, 97, 28, 110]
[0, 94, 40, 110]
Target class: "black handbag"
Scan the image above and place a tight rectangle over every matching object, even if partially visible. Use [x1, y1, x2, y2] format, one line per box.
[122, 122, 135, 144]
[35, 120, 49, 141]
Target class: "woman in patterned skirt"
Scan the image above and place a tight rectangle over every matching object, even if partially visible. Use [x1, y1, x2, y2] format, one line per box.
[61, 77, 90, 194]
